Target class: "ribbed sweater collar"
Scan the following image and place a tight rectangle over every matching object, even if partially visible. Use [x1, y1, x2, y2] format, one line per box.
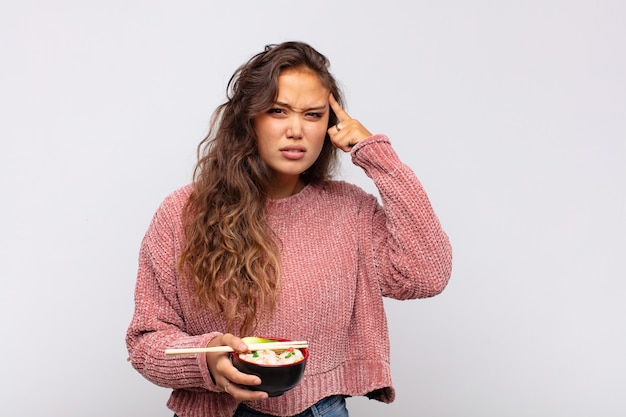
[265, 183, 317, 212]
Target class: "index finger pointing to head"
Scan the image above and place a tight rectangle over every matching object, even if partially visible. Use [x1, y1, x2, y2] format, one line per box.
[329, 93, 351, 122]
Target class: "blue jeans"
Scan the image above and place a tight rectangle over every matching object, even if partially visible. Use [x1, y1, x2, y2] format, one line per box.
[233, 395, 349, 417]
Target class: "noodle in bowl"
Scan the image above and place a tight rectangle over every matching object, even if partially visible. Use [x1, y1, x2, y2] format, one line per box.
[237, 347, 305, 366]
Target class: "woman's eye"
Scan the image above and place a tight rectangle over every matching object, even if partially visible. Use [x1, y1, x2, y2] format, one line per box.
[306, 112, 323, 119]
[268, 108, 284, 115]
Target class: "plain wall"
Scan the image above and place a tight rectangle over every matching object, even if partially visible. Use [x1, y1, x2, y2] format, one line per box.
[1, 1, 625, 416]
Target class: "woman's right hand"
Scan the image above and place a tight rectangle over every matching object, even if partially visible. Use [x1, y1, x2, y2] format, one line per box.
[206, 333, 269, 400]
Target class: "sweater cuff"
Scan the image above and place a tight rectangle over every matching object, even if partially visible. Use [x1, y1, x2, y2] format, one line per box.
[350, 134, 404, 177]
[198, 332, 223, 391]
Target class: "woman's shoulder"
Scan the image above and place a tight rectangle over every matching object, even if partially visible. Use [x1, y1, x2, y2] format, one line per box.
[152, 184, 193, 220]
[314, 180, 377, 204]
[164, 183, 194, 205]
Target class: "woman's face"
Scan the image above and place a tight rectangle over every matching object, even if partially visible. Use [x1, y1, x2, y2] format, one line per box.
[254, 68, 330, 190]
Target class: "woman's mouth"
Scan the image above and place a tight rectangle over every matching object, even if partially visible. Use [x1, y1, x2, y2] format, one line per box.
[280, 146, 306, 160]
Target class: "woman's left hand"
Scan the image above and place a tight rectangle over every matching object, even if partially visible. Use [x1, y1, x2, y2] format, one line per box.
[327, 93, 372, 152]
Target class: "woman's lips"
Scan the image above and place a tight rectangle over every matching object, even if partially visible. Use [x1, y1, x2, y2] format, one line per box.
[280, 146, 306, 160]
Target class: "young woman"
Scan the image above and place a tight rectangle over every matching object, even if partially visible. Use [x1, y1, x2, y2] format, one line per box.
[126, 41, 452, 417]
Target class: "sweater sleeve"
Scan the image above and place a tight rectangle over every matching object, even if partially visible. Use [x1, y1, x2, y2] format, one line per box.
[125, 192, 221, 392]
[351, 134, 453, 299]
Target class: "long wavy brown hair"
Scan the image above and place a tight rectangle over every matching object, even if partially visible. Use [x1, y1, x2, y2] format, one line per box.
[178, 41, 345, 336]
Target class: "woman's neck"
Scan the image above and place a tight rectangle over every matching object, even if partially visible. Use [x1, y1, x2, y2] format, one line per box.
[268, 176, 305, 200]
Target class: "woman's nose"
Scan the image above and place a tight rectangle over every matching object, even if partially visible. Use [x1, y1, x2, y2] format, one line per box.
[286, 117, 303, 139]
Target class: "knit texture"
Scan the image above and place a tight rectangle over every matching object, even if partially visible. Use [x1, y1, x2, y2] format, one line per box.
[126, 134, 453, 417]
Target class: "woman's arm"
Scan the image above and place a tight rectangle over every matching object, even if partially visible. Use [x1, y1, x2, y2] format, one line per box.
[125, 198, 218, 391]
[352, 135, 453, 300]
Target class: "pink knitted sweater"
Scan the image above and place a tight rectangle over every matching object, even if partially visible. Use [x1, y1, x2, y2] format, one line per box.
[126, 135, 452, 417]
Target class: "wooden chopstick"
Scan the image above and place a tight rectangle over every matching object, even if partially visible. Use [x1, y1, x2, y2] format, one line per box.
[164, 341, 308, 356]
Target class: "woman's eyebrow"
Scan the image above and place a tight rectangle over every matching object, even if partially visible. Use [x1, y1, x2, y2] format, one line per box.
[274, 101, 328, 112]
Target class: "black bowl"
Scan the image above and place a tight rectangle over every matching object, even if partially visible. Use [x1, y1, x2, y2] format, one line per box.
[231, 338, 308, 397]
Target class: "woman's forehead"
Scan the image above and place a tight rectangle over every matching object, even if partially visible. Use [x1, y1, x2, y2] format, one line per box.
[275, 69, 329, 110]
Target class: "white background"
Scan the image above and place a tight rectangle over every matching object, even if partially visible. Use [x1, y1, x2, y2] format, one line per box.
[2, 1, 625, 416]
